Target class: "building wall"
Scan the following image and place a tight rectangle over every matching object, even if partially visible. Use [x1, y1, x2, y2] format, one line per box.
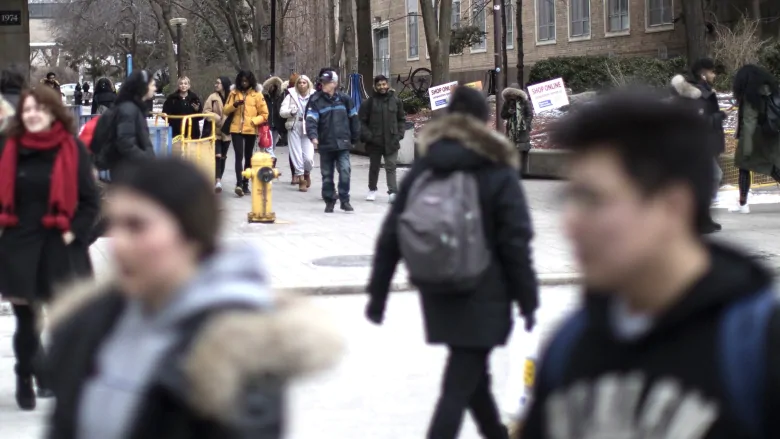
[371, 0, 687, 87]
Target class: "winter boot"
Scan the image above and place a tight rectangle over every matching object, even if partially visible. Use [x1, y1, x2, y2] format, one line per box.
[298, 176, 308, 192]
[15, 365, 35, 411]
[304, 171, 311, 188]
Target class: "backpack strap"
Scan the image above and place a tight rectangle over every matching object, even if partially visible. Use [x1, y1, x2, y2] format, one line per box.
[539, 309, 589, 392]
[719, 288, 777, 438]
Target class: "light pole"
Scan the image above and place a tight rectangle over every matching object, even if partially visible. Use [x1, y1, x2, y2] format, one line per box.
[493, 1, 503, 132]
[169, 18, 188, 78]
[120, 33, 132, 77]
[270, 0, 276, 74]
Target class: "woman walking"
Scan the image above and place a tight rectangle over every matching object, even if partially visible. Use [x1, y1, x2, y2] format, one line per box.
[163, 76, 203, 139]
[730, 64, 780, 213]
[286, 73, 299, 179]
[280, 75, 315, 191]
[223, 70, 269, 197]
[45, 158, 343, 439]
[91, 77, 116, 115]
[0, 86, 99, 410]
[204, 76, 232, 193]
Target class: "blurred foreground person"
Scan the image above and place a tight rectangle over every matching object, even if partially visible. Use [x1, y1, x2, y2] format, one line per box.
[522, 90, 780, 439]
[0, 87, 99, 410]
[730, 64, 780, 213]
[669, 58, 725, 233]
[45, 158, 343, 439]
[367, 86, 538, 439]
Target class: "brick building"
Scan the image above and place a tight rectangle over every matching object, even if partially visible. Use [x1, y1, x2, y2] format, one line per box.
[369, 0, 688, 85]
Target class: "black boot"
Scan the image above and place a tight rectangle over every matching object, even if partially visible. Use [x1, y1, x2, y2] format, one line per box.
[242, 179, 250, 195]
[15, 365, 36, 411]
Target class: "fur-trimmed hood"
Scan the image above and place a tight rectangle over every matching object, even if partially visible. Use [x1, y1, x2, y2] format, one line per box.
[47, 246, 345, 422]
[263, 76, 284, 97]
[671, 74, 704, 99]
[416, 113, 519, 170]
[502, 87, 528, 101]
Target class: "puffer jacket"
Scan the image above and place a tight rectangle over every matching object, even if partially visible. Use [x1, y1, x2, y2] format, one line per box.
[670, 74, 726, 156]
[358, 88, 406, 155]
[500, 87, 534, 151]
[263, 77, 286, 133]
[279, 76, 315, 132]
[203, 92, 231, 142]
[223, 88, 269, 135]
[305, 91, 360, 152]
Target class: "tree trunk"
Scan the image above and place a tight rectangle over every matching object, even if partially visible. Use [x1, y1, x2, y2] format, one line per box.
[327, 0, 337, 66]
[340, 0, 357, 73]
[147, 0, 177, 78]
[500, 0, 508, 87]
[420, 0, 453, 85]
[254, 0, 271, 78]
[515, 0, 524, 86]
[751, 0, 761, 20]
[682, 0, 708, 68]
[356, 0, 373, 83]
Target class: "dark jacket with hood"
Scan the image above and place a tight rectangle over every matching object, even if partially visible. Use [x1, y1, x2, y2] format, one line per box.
[91, 78, 117, 115]
[305, 90, 360, 152]
[500, 87, 534, 150]
[163, 90, 203, 139]
[367, 113, 539, 348]
[263, 76, 287, 134]
[670, 74, 726, 155]
[358, 88, 405, 155]
[523, 243, 780, 439]
[101, 98, 155, 174]
[45, 244, 344, 439]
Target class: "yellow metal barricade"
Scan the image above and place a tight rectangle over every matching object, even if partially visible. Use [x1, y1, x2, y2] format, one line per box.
[165, 113, 218, 179]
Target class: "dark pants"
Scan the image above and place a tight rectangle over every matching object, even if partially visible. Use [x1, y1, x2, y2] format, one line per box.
[232, 134, 257, 185]
[215, 139, 231, 179]
[12, 304, 42, 379]
[427, 347, 506, 439]
[738, 167, 780, 205]
[320, 149, 351, 203]
[368, 149, 399, 194]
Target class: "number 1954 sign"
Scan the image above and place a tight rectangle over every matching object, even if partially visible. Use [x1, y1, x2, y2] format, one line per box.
[0, 11, 22, 26]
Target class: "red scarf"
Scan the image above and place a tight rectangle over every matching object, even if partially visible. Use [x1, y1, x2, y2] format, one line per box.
[0, 121, 79, 231]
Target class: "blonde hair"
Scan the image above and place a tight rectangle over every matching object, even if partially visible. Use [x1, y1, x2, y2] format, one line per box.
[178, 76, 191, 85]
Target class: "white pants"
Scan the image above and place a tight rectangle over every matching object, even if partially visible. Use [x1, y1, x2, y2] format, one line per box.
[289, 123, 314, 176]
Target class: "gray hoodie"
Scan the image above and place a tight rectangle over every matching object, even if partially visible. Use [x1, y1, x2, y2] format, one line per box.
[76, 244, 273, 439]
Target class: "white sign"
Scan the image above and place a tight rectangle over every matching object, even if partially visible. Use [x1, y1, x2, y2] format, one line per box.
[260, 25, 271, 41]
[428, 81, 459, 111]
[527, 77, 569, 113]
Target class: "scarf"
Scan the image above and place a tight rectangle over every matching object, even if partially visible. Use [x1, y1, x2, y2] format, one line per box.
[0, 121, 79, 231]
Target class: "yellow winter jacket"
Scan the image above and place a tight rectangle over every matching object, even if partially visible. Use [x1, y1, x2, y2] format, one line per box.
[223, 89, 269, 135]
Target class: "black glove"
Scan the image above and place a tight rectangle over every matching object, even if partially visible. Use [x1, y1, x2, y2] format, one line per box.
[365, 299, 385, 325]
[523, 313, 536, 332]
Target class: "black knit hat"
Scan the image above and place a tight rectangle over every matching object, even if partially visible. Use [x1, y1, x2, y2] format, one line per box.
[111, 158, 220, 259]
[447, 86, 489, 122]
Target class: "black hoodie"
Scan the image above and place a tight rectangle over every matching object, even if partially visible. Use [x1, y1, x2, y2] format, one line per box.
[523, 243, 780, 439]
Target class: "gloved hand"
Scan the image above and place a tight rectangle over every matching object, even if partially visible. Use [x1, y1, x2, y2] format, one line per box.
[523, 313, 536, 332]
[365, 299, 385, 325]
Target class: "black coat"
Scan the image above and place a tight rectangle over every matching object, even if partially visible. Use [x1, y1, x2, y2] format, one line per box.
[0, 138, 99, 302]
[304, 91, 360, 152]
[45, 282, 343, 439]
[163, 91, 203, 139]
[107, 101, 155, 174]
[367, 113, 539, 348]
[263, 76, 287, 134]
[358, 89, 405, 155]
[91, 91, 116, 115]
[670, 74, 726, 155]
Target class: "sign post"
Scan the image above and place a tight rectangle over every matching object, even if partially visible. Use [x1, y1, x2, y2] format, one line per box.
[428, 81, 459, 111]
[527, 78, 570, 113]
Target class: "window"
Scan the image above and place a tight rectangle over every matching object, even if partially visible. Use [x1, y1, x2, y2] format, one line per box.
[647, 0, 673, 27]
[505, 0, 515, 48]
[606, 0, 629, 33]
[452, 0, 462, 29]
[471, 0, 487, 51]
[536, 0, 555, 42]
[570, 0, 590, 38]
[407, 0, 419, 59]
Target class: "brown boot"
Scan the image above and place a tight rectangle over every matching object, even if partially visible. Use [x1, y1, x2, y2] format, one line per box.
[304, 172, 311, 188]
[291, 175, 299, 185]
[298, 176, 308, 192]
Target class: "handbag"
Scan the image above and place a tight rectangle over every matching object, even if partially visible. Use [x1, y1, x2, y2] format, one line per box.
[258, 124, 272, 148]
[220, 113, 234, 136]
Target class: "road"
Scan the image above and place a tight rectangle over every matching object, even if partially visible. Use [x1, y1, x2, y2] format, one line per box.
[0, 286, 579, 438]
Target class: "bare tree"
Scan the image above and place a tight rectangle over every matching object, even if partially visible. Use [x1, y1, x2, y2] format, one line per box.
[712, 16, 769, 74]
[420, 0, 454, 85]
[356, 0, 373, 83]
[682, 0, 709, 67]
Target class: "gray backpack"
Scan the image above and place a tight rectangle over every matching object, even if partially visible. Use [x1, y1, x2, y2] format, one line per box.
[398, 169, 490, 293]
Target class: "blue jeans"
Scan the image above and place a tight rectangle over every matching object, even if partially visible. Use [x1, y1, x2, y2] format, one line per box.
[320, 149, 351, 203]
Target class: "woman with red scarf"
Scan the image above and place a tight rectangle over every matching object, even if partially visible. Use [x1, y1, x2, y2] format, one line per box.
[0, 86, 99, 411]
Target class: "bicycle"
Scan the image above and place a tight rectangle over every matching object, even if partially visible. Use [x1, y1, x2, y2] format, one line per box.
[396, 66, 432, 99]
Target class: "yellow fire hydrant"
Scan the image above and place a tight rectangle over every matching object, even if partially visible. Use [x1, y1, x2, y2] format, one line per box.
[241, 151, 280, 223]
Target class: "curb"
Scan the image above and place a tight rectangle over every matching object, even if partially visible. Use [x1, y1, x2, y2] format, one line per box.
[275, 272, 582, 296]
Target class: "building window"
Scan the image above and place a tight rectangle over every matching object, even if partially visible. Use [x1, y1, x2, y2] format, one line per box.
[606, 0, 629, 33]
[570, 0, 590, 38]
[505, 0, 515, 48]
[452, 0, 461, 29]
[536, 0, 555, 42]
[471, 0, 487, 51]
[407, 0, 419, 59]
[647, 0, 673, 27]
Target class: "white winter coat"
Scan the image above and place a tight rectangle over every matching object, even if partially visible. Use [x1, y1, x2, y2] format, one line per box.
[280, 75, 315, 133]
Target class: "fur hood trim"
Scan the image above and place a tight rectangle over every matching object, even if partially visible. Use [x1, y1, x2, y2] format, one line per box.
[263, 76, 284, 95]
[502, 87, 528, 101]
[416, 113, 519, 169]
[46, 281, 345, 421]
[671, 75, 702, 99]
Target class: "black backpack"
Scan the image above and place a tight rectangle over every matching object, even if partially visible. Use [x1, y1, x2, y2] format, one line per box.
[92, 107, 120, 170]
[762, 93, 780, 136]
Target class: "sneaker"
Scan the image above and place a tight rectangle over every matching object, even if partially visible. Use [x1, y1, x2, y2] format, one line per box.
[388, 193, 396, 204]
[366, 190, 377, 201]
[340, 201, 354, 213]
[728, 203, 750, 214]
[215, 181, 223, 194]
[325, 200, 336, 213]
[242, 182, 250, 195]
[234, 186, 244, 197]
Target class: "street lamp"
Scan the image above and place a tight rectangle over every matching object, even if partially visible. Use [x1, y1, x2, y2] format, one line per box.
[169, 18, 188, 78]
[120, 33, 132, 77]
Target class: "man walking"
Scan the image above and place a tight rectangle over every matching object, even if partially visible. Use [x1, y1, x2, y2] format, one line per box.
[306, 70, 360, 213]
[359, 75, 406, 203]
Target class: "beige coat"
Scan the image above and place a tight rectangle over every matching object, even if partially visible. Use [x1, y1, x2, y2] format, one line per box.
[204, 92, 231, 142]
